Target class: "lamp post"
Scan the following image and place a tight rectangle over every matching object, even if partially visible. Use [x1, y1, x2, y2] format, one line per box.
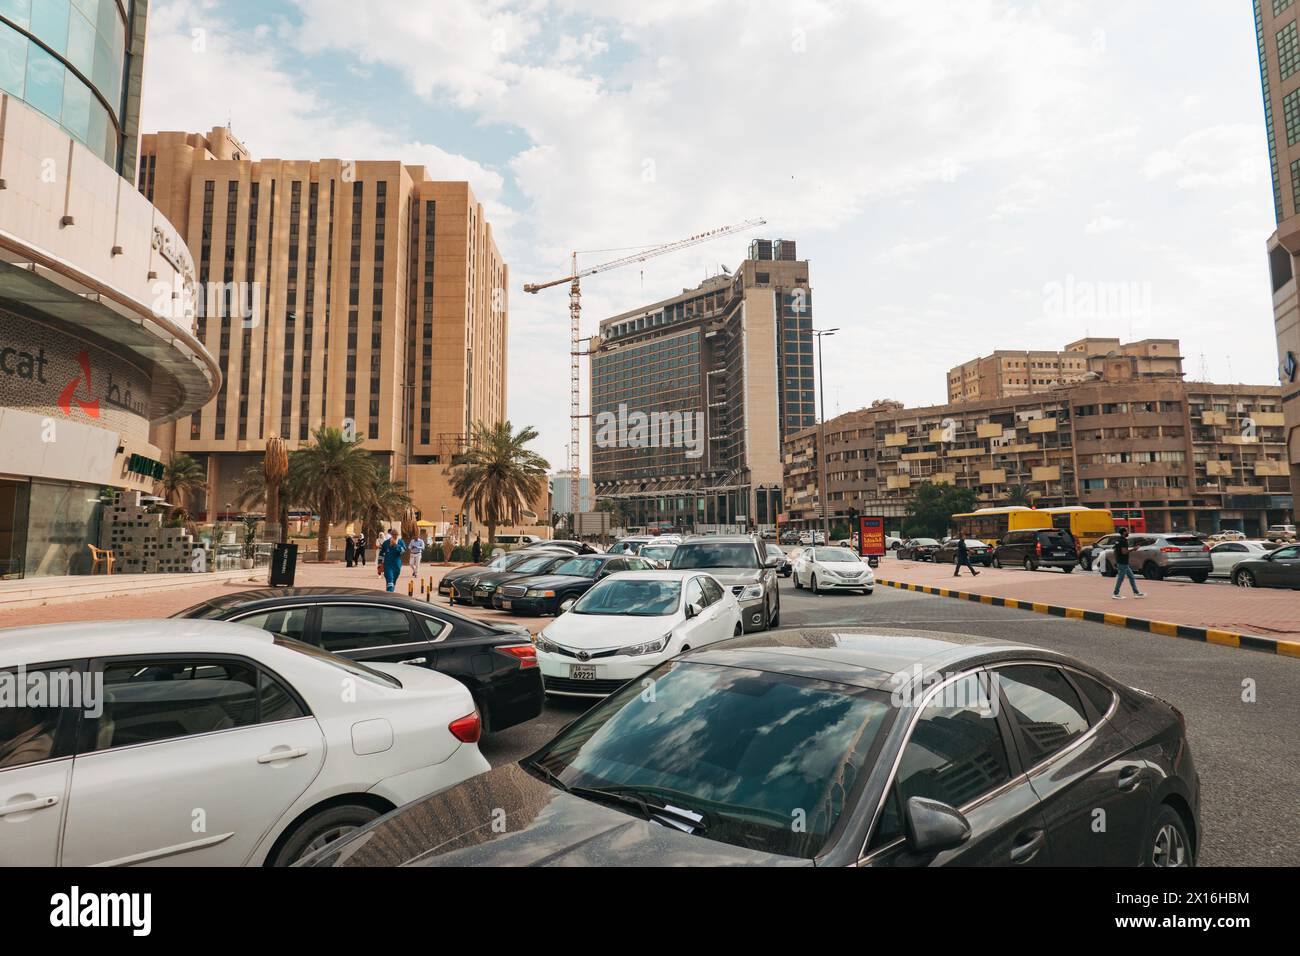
[813, 328, 838, 544]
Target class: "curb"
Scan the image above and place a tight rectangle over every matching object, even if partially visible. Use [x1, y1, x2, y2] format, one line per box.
[874, 578, 1300, 658]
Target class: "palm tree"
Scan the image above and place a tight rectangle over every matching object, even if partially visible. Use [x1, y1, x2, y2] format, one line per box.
[264, 436, 289, 544]
[359, 468, 414, 545]
[158, 454, 206, 517]
[450, 421, 549, 545]
[287, 426, 377, 561]
[1002, 484, 1035, 507]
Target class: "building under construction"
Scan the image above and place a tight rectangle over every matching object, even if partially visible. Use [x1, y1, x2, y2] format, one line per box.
[591, 240, 813, 531]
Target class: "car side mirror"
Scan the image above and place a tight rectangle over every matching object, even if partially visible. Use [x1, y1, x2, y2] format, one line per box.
[685, 603, 700, 619]
[764, 555, 782, 568]
[903, 796, 971, 856]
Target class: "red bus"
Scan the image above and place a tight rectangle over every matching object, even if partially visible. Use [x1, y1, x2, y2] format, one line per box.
[1111, 509, 1147, 533]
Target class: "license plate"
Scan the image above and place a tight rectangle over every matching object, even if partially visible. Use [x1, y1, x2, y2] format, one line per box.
[500, 599, 512, 609]
[570, 665, 597, 680]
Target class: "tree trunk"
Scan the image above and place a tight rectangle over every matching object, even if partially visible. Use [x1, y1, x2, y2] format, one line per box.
[266, 482, 282, 543]
[316, 503, 330, 562]
[487, 522, 496, 546]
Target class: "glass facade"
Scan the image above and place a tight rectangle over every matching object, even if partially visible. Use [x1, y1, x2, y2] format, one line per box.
[0, 477, 104, 579]
[0, 0, 129, 167]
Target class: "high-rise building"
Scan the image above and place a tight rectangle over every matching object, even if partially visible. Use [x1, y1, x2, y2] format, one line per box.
[591, 239, 812, 531]
[550, 470, 592, 514]
[139, 128, 509, 525]
[1251, 0, 1300, 498]
[946, 338, 1183, 403]
[0, 2, 219, 578]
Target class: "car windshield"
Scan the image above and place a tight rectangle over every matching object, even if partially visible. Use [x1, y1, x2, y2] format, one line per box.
[573, 579, 682, 616]
[529, 661, 893, 859]
[511, 555, 561, 574]
[912, 539, 939, 546]
[272, 636, 401, 688]
[812, 548, 857, 562]
[554, 556, 606, 577]
[670, 543, 759, 569]
[641, 545, 676, 561]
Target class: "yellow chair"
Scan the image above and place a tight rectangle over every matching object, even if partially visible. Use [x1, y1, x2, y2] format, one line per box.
[87, 544, 115, 575]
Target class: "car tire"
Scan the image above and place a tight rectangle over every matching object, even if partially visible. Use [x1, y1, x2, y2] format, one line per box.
[1189, 572, 1209, 584]
[793, 572, 803, 590]
[992, 555, 1002, 569]
[863, 588, 873, 595]
[1061, 564, 1073, 573]
[769, 598, 780, 628]
[1142, 563, 1163, 581]
[1144, 804, 1193, 868]
[270, 803, 382, 867]
[1234, 570, 1256, 588]
[733, 621, 743, 636]
[811, 573, 819, 595]
[1023, 558, 1036, 572]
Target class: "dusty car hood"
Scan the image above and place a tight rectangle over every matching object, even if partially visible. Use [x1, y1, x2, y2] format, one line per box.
[683, 568, 763, 588]
[302, 762, 806, 867]
[505, 573, 595, 591]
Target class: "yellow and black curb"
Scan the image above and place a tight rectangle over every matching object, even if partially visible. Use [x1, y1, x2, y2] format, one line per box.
[875, 578, 1300, 659]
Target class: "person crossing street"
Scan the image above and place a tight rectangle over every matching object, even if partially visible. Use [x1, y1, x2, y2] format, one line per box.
[953, 537, 980, 577]
[377, 528, 407, 593]
[1111, 527, 1145, 599]
[409, 531, 425, 577]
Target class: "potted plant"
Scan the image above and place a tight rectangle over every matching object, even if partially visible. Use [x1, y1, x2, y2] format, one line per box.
[241, 516, 259, 569]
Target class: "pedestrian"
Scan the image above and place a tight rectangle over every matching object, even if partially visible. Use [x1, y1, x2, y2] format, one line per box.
[409, 531, 425, 577]
[953, 537, 979, 577]
[377, 528, 407, 593]
[472, 534, 482, 563]
[356, 531, 367, 566]
[344, 533, 356, 568]
[1111, 528, 1144, 599]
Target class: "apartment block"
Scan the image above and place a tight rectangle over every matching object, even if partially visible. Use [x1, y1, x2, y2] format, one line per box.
[138, 128, 508, 524]
[590, 239, 813, 531]
[946, 338, 1183, 403]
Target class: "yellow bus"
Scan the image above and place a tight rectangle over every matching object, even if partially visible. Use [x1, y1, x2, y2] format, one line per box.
[1043, 506, 1115, 548]
[951, 507, 1053, 546]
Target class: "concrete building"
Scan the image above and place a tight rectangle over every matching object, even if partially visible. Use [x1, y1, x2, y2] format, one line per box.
[0, 3, 219, 578]
[550, 470, 592, 515]
[784, 377, 1292, 537]
[946, 338, 1184, 403]
[591, 239, 813, 532]
[1251, 0, 1300, 502]
[138, 127, 508, 526]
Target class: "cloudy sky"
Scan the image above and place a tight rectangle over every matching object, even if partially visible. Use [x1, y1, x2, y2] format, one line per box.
[140, 0, 1281, 471]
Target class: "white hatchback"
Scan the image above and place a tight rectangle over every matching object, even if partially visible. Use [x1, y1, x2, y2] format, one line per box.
[0, 619, 489, 867]
[793, 546, 876, 594]
[536, 571, 741, 698]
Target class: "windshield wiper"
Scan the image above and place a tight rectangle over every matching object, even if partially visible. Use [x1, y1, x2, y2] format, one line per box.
[526, 760, 572, 793]
[567, 786, 709, 833]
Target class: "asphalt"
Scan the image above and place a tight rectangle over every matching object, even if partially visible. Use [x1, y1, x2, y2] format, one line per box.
[479, 562, 1300, 866]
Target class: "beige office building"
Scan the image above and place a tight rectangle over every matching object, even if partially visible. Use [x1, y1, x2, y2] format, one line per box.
[1252, 1, 1300, 498]
[138, 127, 508, 526]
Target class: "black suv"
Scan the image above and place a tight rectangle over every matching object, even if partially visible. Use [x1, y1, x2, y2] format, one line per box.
[993, 528, 1078, 572]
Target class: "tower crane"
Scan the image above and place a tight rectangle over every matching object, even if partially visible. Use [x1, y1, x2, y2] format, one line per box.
[524, 218, 766, 520]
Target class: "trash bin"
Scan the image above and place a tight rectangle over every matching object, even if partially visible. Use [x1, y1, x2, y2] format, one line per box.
[269, 543, 299, 587]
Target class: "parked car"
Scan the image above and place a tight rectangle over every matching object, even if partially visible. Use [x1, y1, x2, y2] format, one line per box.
[304, 628, 1200, 868]
[467, 553, 574, 607]
[0, 619, 490, 866]
[1265, 524, 1297, 542]
[1231, 543, 1300, 589]
[792, 546, 875, 594]
[934, 538, 993, 567]
[896, 538, 941, 562]
[638, 541, 679, 569]
[1211, 529, 1247, 542]
[535, 570, 742, 698]
[780, 530, 801, 545]
[1079, 533, 1123, 572]
[1096, 534, 1212, 583]
[545, 539, 601, 554]
[1208, 540, 1272, 578]
[992, 528, 1078, 572]
[606, 536, 654, 556]
[764, 543, 792, 577]
[669, 535, 781, 632]
[491, 553, 654, 615]
[886, 534, 903, 551]
[438, 548, 565, 603]
[175, 587, 543, 733]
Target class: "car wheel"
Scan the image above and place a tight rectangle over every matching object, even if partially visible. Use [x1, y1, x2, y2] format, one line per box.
[769, 598, 780, 628]
[811, 574, 819, 595]
[1189, 572, 1208, 584]
[793, 572, 803, 590]
[733, 621, 743, 636]
[1102, 563, 1116, 578]
[270, 803, 382, 867]
[1023, 558, 1036, 572]
[1061, 564, 1073, 573]
[1142, 563, 1163, 581]
[1145, 805, 1193, 868]
[863, 588, 873, 596]
[1234, 570, 1256, 588]
[992, 555, 1002, 569]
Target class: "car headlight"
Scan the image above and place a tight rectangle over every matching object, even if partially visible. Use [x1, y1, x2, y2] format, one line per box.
[739, 584, 764, 600]
[535, 631, 558, 653]
[622, 634, 670, 657]
[526, 588, 556, 598]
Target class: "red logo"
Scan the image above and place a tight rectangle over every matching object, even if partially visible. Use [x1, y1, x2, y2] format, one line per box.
[58, 350, 100, 419]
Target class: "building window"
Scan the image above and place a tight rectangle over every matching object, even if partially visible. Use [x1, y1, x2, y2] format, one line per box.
[1280, 20, 1300, 80]
[1276, 0, 1294, 15]
[1284, 85, 1300, 147]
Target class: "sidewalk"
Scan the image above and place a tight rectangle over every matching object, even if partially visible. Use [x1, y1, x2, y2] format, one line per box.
[877, 558, 1300, 656]
[0, 561, 544, 634]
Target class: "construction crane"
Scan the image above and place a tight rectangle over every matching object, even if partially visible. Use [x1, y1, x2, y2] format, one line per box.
[524, 218, 767, 521]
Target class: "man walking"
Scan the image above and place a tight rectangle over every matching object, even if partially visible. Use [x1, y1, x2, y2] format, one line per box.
[344, 533, 356, 568]
[356, 531, 367, 567]
[472, 534, 482, 563]
[377, 528, 407, 593]
[409, 531, 425, 577]
[1111, 528, 1144, 599]
[953, 537, 979, 577]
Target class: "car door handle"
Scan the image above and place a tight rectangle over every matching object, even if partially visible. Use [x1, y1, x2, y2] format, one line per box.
[0, 795, 60, 817]
[1117, 766, 1142, 791]
[1009, 828, 1045, 864]
[397, 656, 428, 665]
[257, 747, 309, 764]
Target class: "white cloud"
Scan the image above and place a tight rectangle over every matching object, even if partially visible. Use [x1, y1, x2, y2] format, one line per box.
[1143, 124, 1265, 191]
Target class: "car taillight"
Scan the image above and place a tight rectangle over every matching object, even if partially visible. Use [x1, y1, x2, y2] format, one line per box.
[1036, 541, 1042, 555]
[449, 711, 481, 743]
[1160, 546, 1180, 553]
[501, 643, 537, 669]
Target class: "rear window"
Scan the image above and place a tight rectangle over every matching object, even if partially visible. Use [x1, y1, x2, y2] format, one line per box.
[1164, 537, 1203, 547]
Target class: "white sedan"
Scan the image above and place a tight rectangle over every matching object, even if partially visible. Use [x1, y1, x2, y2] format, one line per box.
[536, 570, 741, 698]
[1208, 540, 1272, 577]
[792, 546, 875, 594]
[0, 619, 489, 867]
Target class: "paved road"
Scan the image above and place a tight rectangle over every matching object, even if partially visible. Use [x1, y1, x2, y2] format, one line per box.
[480, 572, 1300, 866]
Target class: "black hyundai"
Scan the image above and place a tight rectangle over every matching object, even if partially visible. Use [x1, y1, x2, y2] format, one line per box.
[303, 628, 1201, 867]
[469, 552, 573, 607]
[491, 552, 655, 615]
[174, 587, 544, 733]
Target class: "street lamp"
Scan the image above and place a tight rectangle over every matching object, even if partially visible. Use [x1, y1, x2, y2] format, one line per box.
[812, 328, 838, 544]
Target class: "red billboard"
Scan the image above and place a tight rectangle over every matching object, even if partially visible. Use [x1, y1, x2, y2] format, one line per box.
[858, 516, 886, 557]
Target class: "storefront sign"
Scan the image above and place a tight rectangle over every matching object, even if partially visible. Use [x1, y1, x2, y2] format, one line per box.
[126, 454, 165, 481]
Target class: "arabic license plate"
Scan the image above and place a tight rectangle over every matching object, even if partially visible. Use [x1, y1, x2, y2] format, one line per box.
[500, 599, 512, 609]
[569, 664, 597, 680]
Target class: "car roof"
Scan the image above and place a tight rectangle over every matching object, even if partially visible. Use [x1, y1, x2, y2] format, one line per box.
[680, 535, 756, 544]
[0, 618, 271, 664]
[606, 569, 711, 581]
[677, 628, 1080, 691]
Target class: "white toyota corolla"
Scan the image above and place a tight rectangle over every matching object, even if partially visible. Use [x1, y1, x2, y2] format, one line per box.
[0, 619, 489, 867]
[535, 570, 742, 698]
[793, 546, 875, 594]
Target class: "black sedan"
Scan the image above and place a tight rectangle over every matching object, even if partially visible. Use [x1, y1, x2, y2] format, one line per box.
[491, 553, 654, 615]
[1231, 543, 1300, 589]
[469, 552, 573, 607]
[896, 538, 941, 561]
[304, 629, 1200, 867]
[174, 587, 544, 733]
[933, 538, 993, 567]
[439, 548, 566, 604]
